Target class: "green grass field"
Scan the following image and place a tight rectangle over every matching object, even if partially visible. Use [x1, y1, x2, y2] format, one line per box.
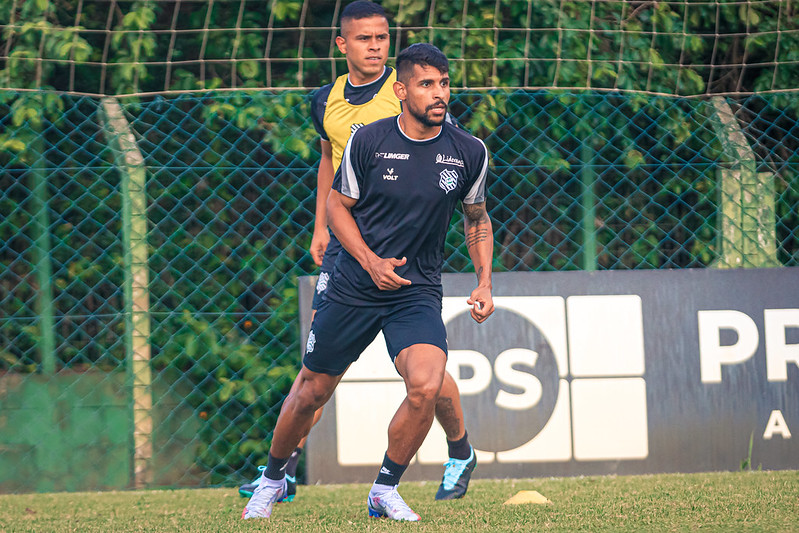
[1, 471, 797, 532]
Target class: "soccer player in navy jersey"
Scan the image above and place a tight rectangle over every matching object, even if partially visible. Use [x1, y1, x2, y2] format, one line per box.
[240, 1, 479, 506]
[242, 42, 494, 522]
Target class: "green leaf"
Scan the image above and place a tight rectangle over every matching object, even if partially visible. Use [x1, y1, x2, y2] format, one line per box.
[0, 350, 20, 366]
[0, 136, 26, 153]
[240, 384, 257, 405]
[591, 63, 617, 83]
[238, 439, 266, 455]
[218, 379, 234, 402]
[649, 48, 664, 67]
[273, 0, 302, 21]
[624, 149, 645, 169]
[239, 60, 259, 80]
[122, 11, 139, 28]
[185, 335, 198, 358]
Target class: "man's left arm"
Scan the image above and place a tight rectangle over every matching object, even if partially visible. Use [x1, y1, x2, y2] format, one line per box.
[463, 201, 494, 323]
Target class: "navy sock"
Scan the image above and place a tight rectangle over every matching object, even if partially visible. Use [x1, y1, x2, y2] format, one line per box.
[286, 447, 303, 478]
[374, 454, 407, 487]
[264, 451, 290, 481]
[447, 431, 471, 460]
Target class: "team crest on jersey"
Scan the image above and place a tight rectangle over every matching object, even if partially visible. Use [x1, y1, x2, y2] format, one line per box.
[383, 168, 398, 181]
[439, 169, 459, 193]
[350, 123, 364, 134]
[316, 272, 330, 293]
[306, 330, 316, 353]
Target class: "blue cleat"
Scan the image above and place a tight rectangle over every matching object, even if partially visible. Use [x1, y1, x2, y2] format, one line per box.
[435, 446, 476, 500]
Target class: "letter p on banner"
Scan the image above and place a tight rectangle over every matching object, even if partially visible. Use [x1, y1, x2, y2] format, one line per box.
[698, 310, 758, 383]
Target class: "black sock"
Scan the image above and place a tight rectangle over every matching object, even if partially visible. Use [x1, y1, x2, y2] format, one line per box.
[264, 451, 290, 481]
[286, 447, 303, 478]
[447, 431, 471, 460]
[374, 453, 407, 487]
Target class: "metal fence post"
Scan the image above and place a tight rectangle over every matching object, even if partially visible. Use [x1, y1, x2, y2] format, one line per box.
[100, 97, 154, 488]
[581, 136, 597, 271]
[29, 129, 56, 375]
[710, 97, 780, 268]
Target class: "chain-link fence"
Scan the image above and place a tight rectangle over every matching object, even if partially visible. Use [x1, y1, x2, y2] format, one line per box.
[1, 90, 798, 492]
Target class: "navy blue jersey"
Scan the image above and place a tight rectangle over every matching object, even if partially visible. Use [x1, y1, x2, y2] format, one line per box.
[329, 116, 489, 306]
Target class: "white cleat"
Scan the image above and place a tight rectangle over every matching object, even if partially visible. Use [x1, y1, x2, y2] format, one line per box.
[241, 476, 286, 519]
[367, 486, 421, 522]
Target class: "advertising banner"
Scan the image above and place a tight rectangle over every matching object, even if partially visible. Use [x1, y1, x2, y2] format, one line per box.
[302, 268, 798, 483]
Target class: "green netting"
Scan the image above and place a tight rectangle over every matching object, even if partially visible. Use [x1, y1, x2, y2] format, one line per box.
[1, 89, 798, 491]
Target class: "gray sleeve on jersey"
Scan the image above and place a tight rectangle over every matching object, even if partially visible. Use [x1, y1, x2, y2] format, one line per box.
[463, 140, 489, 204]
[445, 113, 457, 128]
[337, 134, 361, 199]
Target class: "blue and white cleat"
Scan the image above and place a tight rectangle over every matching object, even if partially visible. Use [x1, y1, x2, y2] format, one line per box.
[241, 476, 286, 519]
[239, 467, 296, 502]
[435, 446, 477, 500]
[367, 487, 421, 521]
[238, 466, 265, 498]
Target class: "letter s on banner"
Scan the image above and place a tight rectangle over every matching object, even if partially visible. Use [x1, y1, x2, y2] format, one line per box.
[494, 349, 543, 410]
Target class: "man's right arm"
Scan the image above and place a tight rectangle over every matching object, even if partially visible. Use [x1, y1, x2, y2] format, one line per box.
[327, 189, 411, 291]
[310, 139, 334, 266]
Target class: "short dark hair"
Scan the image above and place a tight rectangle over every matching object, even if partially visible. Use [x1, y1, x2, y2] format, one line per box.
[395, 43, 449, 83]
[340, 1, 388, 25]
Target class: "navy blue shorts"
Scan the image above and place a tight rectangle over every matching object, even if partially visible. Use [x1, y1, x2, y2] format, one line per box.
[303, 297, 448, 376]
[312, 236, 343, 310]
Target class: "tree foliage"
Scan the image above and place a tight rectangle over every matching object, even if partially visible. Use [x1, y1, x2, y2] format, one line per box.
[1, 0, 798, 95]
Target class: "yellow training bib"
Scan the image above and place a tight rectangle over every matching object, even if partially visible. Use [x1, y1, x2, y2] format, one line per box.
[323, 69, 402, 172]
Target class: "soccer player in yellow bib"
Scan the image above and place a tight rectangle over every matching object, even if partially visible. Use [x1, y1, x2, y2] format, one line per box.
[239, 0, 477, 506]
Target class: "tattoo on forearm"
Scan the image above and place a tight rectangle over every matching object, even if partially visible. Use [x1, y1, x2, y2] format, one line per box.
[476, 266, 484, 280]
[466, 228, 489, 248]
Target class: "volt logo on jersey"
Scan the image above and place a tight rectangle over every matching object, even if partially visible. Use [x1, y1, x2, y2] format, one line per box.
[439, 169, 458, 193]
[383, 168, 398, 181]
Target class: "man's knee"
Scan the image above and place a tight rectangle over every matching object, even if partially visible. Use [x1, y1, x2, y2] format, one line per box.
[396, 344, 446, 410]
[406, 379, 442, 411]
[293, 386, 325, 412]
[290, 371, 338, 413]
